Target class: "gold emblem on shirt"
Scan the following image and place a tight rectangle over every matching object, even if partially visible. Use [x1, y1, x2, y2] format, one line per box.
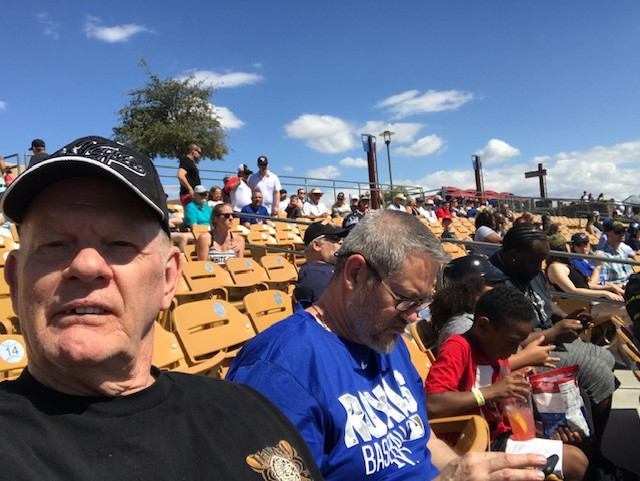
[246, 440, 313, 481]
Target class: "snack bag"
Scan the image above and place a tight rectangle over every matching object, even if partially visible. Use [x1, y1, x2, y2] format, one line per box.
[529, 365, 590, 438]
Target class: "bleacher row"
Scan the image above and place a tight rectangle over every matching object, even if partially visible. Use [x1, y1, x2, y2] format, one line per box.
[1, 210, 640, 387]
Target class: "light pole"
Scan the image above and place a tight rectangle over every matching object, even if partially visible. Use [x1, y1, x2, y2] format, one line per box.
[380, 130, 394, 196]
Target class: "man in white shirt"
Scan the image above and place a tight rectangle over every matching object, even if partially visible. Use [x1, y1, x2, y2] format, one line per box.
[387, 193, 406, 211]
[224, 164, 253, 212]
[302, 188, 329, 220]
[248, 155, 281, 215]
[419, 199, 438, 223]
[278, 189, 289, 212]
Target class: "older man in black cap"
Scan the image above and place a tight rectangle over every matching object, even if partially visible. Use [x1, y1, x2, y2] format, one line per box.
[0, 136, 323, 480]
[293, 222, 348, 303]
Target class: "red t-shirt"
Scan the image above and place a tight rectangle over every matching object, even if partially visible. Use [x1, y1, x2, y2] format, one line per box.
[425, 333, 510, 442]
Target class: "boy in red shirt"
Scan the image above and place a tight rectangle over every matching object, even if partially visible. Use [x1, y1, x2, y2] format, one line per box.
[425, 285, 588, 481]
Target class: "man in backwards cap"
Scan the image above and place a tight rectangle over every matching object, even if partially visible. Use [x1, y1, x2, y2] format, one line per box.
[0, 136, 322, 480]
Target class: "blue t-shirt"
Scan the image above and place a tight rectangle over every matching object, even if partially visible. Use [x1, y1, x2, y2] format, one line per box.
[183, 201, 212, 226]
[240, 204, 270, 225]
[227, 306, 439, 481]
[293, 262, 335, 303]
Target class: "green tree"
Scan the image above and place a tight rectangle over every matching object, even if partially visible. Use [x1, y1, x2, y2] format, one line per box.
[113, 60, 228, 160]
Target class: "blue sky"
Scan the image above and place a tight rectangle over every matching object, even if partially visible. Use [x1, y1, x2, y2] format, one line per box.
[2, 1, 640, 200]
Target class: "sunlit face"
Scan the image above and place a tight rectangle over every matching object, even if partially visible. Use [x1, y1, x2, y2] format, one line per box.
[210, 187, 222, 201]
[348, 254, 436, 353]
[482, 319, 532, 361]
[214, 204, 234, 229]
[251, 191, 263, 206]
[571, 242, 589, 255]
[6, 178, 180, 377]
[315, 235, 344, 263]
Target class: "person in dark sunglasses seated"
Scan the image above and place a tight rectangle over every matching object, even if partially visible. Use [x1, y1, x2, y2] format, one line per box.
[197, 202, 245, 264]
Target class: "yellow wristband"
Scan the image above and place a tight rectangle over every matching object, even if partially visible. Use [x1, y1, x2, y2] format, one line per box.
[471, 387, 485, 406]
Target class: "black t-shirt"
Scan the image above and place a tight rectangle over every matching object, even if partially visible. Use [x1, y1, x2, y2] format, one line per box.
[0, 369, 323, 480]
[179, 156, 200, 196]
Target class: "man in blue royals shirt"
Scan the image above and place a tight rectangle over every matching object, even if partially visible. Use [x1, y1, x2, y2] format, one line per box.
[228, 209, 547, 481]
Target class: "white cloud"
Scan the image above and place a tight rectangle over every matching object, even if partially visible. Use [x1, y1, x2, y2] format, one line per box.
[340, 156, 368, 168]
[282, 166, 294, 172]
[84, 15, 152, 43]
[412, 140, 640, 199]
[36, 12, 60, 39]
[0, 101, 6, 110]
[358, 121, 423, 144]
[211, 105, 244, 130]
[285, 114, 355, 154]
[475, 139, 521, 165]
[395, 135, 445, 157]
[377, 89, 473, 118]
[307, 165, 341, 179]
[183, 70, 264, 89]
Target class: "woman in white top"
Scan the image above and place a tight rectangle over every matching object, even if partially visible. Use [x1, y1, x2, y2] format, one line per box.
[197, 202, 245, 264]
[472, 210, 502, 257]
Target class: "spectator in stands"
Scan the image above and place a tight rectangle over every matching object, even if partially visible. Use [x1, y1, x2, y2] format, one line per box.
[225, 163, 253, 212]
[0, 135, 322, 479]
[419, 198, 438, 223]
[302, 188, 329, 220]
[473, 211, 502, 257]
[177, 143, 202, 207]
[435, 199, 451, 219]
[295, 188, 307, 210]
[349, 194, 359, 212]
[546, 234, 626, 319]
[569, 233, 625, 296]
[597, 193, 605, 201]
[330, 191, 351, 218]
[541, 214, 552, 233]
[499, 202, 515, 223]
[240, 189, 269, 227]
[580, 191, 588, 201]
[167, 205, 192, 253]
[494, 213, 508, 237]
[465, 199, 480, 218]
[248, 155, 281, 215]
[426, 286, 589, 481]
[489, 224, 618, 467]
[182, 185, 211, 229]
[596, 223, 633, 286]
[28, 138, 48, 166]
[293, 223, 347, 303]
[278, 188, 289, 212]
[440, 213, 457, 239]
[228, 210, 548, 481]
[387, 192, 406, 211]
[285, 194, 302, 219]
[626, 222, 640, 252]
[197, 202, 245, 264]
[450, 198, 464, 217]
[342, 195, 370, 231]
[207, 186, 223, 209]
[405, 195, 420, 216]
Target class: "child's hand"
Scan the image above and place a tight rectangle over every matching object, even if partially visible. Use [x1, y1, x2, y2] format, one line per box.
[519, 336, 559, 368]
[484, 371, 530, 402]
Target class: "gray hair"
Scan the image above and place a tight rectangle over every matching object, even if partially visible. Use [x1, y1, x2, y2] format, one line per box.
[335, 209, 449, 279]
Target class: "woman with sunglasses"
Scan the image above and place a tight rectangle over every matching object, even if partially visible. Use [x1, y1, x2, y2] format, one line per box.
[197, 202, 245, 264]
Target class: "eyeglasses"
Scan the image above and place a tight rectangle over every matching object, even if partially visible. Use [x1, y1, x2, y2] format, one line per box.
[218, 213, 233, 219]
[357, 254, 433, 312]
[197, 192, 208, 197]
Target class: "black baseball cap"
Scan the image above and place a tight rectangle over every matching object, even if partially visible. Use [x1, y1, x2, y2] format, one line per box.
[29, 139, 45, 150]
[570, 233, 589, 245]
[2, 136, 170, 235]
[257, 155, 268, 165]
[303, 222, 348, 245]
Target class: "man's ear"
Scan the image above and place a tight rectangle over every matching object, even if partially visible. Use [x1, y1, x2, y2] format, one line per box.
[342, 254, 368, 291]
[4, 250, 20, 317]
[160, 245, 182, 311]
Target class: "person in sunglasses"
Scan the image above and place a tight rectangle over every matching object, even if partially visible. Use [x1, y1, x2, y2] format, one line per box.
[293, 222, 348, 303]
[228, 210, 548, 481]
[197, 202, 245, 263]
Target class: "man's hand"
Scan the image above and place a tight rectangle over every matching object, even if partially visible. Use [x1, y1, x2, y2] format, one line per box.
[435, 452, 547, 481]
[482, 371, 530, 403]
[550, 318, 583, 343]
